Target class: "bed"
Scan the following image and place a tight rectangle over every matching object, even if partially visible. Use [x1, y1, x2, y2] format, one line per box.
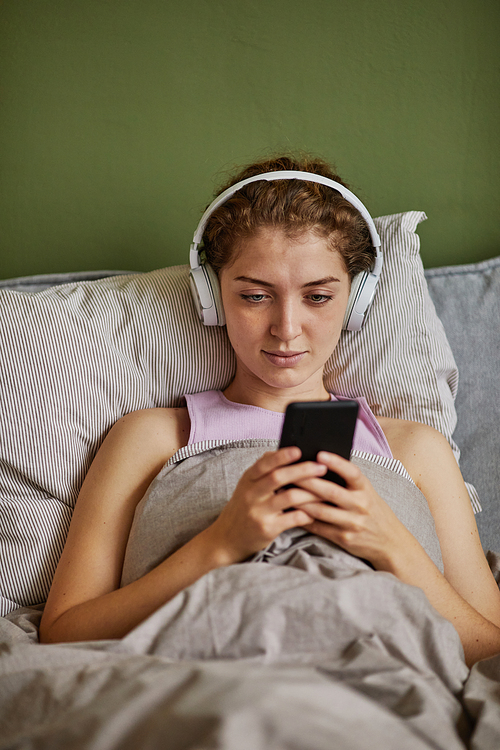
[1, 211, 499, 749]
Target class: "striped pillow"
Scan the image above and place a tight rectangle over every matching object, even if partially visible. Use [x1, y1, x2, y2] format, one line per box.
[0, 211, 459, 615]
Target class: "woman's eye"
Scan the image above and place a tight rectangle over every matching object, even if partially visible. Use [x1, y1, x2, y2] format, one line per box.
[307, 294, 332, 304]
[241, 294, 268, 303]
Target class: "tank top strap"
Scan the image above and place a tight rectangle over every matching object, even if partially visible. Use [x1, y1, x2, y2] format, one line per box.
[333, 395, 393, 459]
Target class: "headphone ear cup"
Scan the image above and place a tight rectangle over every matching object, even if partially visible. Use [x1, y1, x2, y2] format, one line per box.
[343, 270, 380, 331]
[205, 263, 225, 326]
[343, 272, 365, 331]
[189, 262, 226, 326]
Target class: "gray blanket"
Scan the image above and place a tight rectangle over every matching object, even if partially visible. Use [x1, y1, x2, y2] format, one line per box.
[1, 445, 500, 749]
[122, 440, 444, 585]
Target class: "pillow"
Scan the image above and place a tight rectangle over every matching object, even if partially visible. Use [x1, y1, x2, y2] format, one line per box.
[0, 211, 462, 615]
[425, 256, 500, 554]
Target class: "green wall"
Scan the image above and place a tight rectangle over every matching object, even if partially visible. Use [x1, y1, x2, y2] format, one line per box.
[1, 0, 499, 278]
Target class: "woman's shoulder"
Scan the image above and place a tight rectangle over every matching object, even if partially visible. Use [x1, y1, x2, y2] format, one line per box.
[116, 405, 189, 428]
[376, 416, 452, 483]
[109, 406, 190, 464]
[376, 415, 441, 444]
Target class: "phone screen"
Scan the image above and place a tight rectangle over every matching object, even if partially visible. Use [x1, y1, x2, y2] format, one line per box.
[279, 400, 359, 487]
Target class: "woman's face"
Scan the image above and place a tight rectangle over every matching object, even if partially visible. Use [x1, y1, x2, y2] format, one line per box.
[219, 227, 350, 400]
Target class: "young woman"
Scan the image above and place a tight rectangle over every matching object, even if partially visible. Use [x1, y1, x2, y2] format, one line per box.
[39, 156, 500, 666]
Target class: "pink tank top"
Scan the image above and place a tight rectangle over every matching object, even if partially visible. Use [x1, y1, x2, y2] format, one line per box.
[184, 390, 393, 459]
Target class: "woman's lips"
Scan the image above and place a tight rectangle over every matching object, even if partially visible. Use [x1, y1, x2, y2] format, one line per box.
[263, 350, 307, 367]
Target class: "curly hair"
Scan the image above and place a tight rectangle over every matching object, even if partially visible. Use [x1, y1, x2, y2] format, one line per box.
[201, 155, 375, 281]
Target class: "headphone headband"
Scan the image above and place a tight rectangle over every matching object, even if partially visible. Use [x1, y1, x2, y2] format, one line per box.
[189, 170, 383, 330]
[190, 170, 381, 269]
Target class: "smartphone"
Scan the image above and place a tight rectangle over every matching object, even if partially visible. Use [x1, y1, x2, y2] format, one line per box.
[279, 400, 359, 487]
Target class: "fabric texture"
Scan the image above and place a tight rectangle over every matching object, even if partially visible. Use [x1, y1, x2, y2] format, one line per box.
[185, 390, 393, 459]
[121, 442, 444, 588]
[425, 256, 500, 555]
[1, 553, 479, 750]
[0, 212, 461, 614]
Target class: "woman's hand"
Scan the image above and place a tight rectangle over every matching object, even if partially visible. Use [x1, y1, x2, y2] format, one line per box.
[205, 447, 328, 563]
[295, 451, 415, 571]
[297, 449, 500, 667]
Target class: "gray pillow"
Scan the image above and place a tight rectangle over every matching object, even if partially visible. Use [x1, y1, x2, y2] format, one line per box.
[426, 256, 500, 553]
[0, 211, 462, 615]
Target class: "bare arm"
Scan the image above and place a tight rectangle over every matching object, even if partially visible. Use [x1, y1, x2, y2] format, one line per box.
[296, 424, 500, 667]
[40, 407, 192, 642]
[39, 411, 324, 644]
[390, 422, 500, 626]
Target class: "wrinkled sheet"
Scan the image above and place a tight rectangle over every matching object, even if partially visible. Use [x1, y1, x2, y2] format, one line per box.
[1, 546, 500, 749]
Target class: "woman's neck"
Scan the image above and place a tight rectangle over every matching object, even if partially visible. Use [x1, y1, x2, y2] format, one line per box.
[223, 376, 330, 413]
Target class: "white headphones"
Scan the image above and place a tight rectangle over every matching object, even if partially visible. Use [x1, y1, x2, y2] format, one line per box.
[189, 170, 383, 331]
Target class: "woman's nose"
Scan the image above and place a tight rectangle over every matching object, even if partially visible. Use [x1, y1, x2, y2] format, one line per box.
[270, 301, 302, 341]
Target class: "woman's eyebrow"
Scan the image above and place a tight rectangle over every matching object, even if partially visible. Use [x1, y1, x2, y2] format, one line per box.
[234, 276, 275, 287]
[233, 275, 341, 288]
[302, 276, 341, 288]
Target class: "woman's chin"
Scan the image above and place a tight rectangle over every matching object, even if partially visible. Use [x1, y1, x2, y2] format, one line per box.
[253, 366, 324, 394]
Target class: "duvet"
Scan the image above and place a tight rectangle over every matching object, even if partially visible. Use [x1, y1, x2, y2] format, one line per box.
[1, 443, 500, 750]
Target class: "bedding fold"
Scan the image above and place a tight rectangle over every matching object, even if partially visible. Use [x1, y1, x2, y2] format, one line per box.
[121, 441, 444, 587]
[2, 449, 500, 749]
